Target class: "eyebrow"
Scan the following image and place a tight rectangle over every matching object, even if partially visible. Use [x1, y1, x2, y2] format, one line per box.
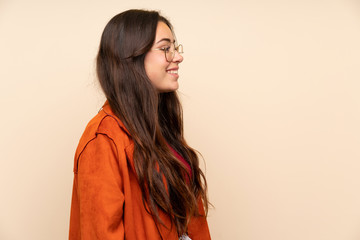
[156, 38, 175, 44]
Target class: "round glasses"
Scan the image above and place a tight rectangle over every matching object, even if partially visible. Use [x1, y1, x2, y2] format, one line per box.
[153, 42, 183, 62]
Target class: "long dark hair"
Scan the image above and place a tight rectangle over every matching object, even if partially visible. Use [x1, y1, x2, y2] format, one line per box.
[96, 9, 208, 236]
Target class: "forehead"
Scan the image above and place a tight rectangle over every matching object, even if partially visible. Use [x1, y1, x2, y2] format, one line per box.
[154, 21, 174, 42]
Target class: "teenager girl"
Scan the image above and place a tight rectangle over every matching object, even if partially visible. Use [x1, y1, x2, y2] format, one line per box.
[69, 9, 211, 240]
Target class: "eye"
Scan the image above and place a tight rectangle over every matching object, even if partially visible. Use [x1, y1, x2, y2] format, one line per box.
[160, 46, 171, 52]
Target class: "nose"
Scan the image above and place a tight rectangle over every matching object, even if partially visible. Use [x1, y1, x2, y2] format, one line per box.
[172, 50, 183, 63]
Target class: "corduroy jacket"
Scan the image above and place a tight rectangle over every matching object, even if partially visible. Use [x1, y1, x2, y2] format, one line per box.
[69, 102, 211, 240]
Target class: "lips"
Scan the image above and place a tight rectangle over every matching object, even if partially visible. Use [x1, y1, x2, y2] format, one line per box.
[167, 70, 178, 74]
[166, 67, 179, 75]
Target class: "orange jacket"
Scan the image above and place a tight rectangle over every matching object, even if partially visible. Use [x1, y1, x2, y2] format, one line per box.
[69, 102, 211, 240]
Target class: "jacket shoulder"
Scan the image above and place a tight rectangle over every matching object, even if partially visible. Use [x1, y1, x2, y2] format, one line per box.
[73, 108, 132, 173]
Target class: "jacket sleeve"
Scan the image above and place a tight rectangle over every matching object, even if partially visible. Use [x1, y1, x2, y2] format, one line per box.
[187, 197, 212, 240]
[75, 133, 125, 240]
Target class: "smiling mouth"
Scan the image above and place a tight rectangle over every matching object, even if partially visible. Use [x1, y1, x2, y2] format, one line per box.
[167, 70, 178, 74]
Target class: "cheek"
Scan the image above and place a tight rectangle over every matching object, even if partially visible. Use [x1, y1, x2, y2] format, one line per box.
[144, 54, 168, 82]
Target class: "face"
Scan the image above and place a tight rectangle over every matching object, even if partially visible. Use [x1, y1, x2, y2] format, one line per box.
[144, 21, 184, 92]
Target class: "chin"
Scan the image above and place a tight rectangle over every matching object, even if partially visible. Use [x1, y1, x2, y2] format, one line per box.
[158, 84, 179, 93]
[158, 89, 178, 93]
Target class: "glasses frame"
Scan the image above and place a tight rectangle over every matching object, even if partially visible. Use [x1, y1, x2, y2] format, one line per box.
[153, 42, 183, 62]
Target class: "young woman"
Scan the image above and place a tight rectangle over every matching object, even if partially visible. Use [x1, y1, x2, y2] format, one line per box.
[69, 9, 211, 240]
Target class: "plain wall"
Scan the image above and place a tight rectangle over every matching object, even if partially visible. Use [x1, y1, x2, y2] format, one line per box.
[1, 0, 360, 239]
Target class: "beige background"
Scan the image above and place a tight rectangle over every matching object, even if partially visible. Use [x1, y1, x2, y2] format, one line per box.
[1, 0, 360, 239]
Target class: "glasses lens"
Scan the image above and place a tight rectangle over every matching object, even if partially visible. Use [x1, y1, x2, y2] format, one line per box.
[165, 43, 175, 62]
[165, 52, 172, 62]
[165, 43, 183, 62]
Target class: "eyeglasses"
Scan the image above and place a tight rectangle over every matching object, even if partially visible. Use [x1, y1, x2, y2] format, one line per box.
[153, 42, 183, 62]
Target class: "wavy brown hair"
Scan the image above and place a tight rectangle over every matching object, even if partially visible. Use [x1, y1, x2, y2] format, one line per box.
[96, 9, 208, 236]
